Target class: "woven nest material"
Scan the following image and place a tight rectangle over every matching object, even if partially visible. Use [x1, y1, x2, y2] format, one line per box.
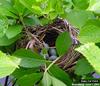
[16, 18, 80, 71]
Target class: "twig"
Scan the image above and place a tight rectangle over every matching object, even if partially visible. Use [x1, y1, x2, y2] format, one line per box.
[28, 32, 42, 44]
[52, 27, 63, 33]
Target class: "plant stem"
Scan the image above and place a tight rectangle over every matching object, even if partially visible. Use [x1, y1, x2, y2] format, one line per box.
[44, 56, 61, 74]
[12, 80, 17, 86]
[19, 15, 26, 29]
[4, 76, 9, 86]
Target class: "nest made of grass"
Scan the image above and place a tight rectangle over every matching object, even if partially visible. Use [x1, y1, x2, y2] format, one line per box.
[16, 18, 80, 72]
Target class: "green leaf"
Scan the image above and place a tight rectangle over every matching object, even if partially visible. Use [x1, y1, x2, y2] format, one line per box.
[13, 49, 44, 60]
[13, 0, 26, 16]
[96, 43, 100, 48]
[40, 18, 51, 25]
[17, 58, 46, 68]
[12, 68, 36, 79]
[49, 12, 57, 20]
[13, 49, 46, 68]
[0, 51, 18, 78]
[56, 32, 72, 56]
[8, 19, 16, 25]
[0, 0, 17, 18]
[78, 24, 100, 43]
[66, 10, 95, 28]
[63, 0, 73, 13]
[0, 15, 8, 38]
[42, 72, 52, 86]
[42, 72, 67, 86]
[55, 0, 64, 14]
[72, 0, 89, 10]
[51, 76, 67, 86]
[75, 58, 94, 75]
[0, 83, 2, 86]
[23, 16, 41, 26]
[19, 0, 34, 12]
[85, 19, 100, 27]
[16, 73, 42, 86]
[0, 34, 20, 46]
[6, 25, 22, 39]
[88, 0, 100, 14]
[49, 65, 72, 86]
[88, 0, 98, 8]
[76, 43, 100, 74]
[32, 5, 42, 14]
[43, 0, 55, 14]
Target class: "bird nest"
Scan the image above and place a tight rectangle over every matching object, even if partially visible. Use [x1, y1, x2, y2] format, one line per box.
[16, 18, 80, 72]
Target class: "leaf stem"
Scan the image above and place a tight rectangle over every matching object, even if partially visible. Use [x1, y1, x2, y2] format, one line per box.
[19, 15, 26, 29]
[44, 56, 61, 74]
